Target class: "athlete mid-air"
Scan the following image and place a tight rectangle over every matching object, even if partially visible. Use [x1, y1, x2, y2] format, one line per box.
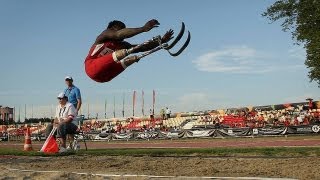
[84, 19, 190, 83]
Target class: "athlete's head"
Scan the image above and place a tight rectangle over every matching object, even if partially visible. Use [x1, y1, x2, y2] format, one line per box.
[107, 20, 126, 31]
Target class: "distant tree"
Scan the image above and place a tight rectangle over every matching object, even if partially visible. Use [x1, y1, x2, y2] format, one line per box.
[24, 118, 52, 124]
[262, 0, 320, 86]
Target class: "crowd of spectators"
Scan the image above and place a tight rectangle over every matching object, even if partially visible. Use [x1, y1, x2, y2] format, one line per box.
[81, 120, 105, 132]
[0, 124, 47, 137]
[244, 109, 319, 127]
[198, 108, 320, 128]
[1, 104, 319, 138]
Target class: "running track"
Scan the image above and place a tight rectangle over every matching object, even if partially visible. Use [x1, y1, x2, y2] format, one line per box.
[1, 136, 320, 150]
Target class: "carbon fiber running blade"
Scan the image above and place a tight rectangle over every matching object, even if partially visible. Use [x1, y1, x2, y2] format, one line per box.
[164, 22, 185, 50]
[168, 31, 191, 57]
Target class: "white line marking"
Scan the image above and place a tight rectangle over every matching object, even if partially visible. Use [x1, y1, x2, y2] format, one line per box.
[6, 168, 297, 179]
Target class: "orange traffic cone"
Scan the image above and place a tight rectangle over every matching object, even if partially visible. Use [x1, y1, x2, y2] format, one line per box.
[23, 127, 33, 151]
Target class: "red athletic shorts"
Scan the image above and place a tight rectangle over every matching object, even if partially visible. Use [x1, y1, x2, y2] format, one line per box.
[85, 53, 125, 83]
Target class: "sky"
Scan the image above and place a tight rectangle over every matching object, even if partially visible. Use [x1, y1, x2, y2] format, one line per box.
[0, 0, 319, 120]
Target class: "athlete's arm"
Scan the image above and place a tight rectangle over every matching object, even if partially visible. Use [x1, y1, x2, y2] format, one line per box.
[95, 19, 160, 45]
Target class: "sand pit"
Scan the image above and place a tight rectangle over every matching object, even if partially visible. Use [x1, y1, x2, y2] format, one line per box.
[0, 155, 319, 179]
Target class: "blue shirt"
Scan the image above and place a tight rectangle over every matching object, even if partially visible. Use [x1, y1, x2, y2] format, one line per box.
[64, 85, 81, 109]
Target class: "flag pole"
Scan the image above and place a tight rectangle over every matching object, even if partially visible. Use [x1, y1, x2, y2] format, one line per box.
[122, 93, 125, 117]
[142, 90, 145, 116]
[133, 91, 136, 117]
[152, 90, 155, 115]
[104, 98, 107, 119]
[113, 96, 116, 118]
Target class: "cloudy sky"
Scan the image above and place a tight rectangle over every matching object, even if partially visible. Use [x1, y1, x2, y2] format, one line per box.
[0, 0, 319, 120]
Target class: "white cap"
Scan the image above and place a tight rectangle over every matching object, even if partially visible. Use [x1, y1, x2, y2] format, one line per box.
[65, 76, 73, 81]
[57, 92, 66, 99]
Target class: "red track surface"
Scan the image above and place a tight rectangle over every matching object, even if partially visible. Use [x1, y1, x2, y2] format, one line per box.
[87, 137, 320, 149]
[1, 136, 320, 150]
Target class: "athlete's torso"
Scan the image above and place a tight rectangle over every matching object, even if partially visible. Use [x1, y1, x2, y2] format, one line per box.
[86, 41, 129, 60]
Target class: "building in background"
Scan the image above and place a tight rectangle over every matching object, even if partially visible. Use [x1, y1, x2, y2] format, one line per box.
[0, 106, 14, 125]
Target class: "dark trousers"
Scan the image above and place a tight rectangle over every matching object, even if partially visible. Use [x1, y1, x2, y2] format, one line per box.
[46, 122, 78, 140]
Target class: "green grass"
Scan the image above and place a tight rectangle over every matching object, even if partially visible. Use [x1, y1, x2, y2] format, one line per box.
[80, 147, 320, 157]
[0, 147, 320, 157]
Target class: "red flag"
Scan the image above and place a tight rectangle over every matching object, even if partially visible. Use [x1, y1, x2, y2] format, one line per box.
[42, 135, 59, 154]
[40, 127, 58, 154]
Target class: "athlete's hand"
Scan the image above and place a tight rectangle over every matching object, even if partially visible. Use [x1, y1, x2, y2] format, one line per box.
[143, 19, 160, 32]
[161, 29, 174, 43]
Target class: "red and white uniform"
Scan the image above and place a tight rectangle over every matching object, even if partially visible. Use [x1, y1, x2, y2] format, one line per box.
[85, 41, 128, 83]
